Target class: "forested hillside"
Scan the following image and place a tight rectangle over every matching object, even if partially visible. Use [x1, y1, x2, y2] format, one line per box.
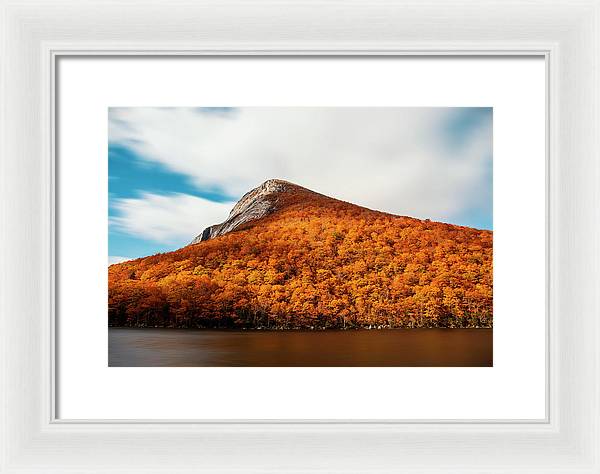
[109, 180, 493, 329]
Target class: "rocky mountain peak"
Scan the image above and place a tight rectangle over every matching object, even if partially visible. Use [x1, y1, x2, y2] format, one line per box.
[190, 179, 297, 244]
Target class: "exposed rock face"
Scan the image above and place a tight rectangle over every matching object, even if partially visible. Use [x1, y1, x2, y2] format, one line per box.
[190, 179, 292, 244]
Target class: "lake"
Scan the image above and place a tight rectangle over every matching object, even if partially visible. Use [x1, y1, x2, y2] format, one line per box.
[109, 328, 492, 367]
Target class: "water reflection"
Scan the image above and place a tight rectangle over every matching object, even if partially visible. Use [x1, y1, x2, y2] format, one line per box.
[109, 328, 492, 367]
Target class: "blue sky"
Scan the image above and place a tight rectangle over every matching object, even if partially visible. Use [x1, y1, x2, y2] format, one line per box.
[109, 107, 492, 263]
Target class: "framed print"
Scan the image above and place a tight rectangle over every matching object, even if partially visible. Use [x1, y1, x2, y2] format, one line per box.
[1, 1, 599, 473]
[56, 56, 544, 421]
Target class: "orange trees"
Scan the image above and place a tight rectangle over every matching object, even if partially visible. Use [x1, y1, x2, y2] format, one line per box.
[109, 187, 492, 329]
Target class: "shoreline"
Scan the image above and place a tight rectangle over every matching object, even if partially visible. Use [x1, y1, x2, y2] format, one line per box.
[108, 326, 493, 331]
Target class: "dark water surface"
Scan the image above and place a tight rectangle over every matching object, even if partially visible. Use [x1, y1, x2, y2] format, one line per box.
[109, 328, 492, 367]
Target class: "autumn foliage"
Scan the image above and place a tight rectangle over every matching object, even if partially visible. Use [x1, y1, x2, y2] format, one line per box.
[109, 183, 492, 329]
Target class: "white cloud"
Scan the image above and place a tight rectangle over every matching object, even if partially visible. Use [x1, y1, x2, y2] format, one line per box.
[108, 256, 132, 266]
[110, 193, 232, 244]
[109, 107, 492, 241]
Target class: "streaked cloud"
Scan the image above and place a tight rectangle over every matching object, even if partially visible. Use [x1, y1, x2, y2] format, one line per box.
[110, 193, 232, 244]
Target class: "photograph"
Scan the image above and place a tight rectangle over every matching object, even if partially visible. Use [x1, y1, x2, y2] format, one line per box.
[107, 107, 493, 367]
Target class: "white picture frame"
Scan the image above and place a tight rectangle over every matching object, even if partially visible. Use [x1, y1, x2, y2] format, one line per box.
[1, 1, 598, 472]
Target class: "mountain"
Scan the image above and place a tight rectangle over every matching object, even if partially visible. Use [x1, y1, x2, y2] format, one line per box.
[190, 179, 298, 243]
[109, 179, 493, 329]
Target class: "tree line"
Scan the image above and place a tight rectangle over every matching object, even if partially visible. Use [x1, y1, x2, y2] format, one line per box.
[109, 196, 493, 329]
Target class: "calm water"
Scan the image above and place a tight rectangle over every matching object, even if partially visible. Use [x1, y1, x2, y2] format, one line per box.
[109, 328, 492, 367]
